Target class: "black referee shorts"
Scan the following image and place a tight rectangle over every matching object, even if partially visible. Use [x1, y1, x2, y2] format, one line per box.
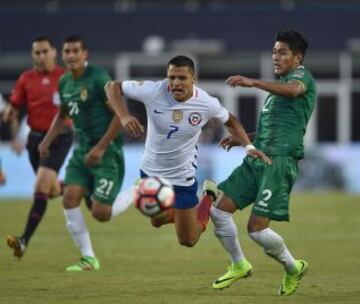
[26, 128, 73, 173]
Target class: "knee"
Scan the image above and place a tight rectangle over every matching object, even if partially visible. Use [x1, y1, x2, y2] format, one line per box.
[247, 216, 270, 234]
[247, 220, 263, 233]
[151, 218, 162, 228]
[48, 184, 61, 199]
[247, 222, 260, 234]
[178, 238, 197, 248]
[150, 212, 169, 228]
[177, 232, 199, 247]
[34, 180, 51, 195]
[88, 199, 112, 222]
[63, 195, 80, 209]
[92, 209, 111, 222]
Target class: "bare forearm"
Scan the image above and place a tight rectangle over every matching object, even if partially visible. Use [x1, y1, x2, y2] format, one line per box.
[225, 114, 251, 146]
[96, 115, 122, 150]
[105, 81, 129, 119]
[9, 119, 19, 141]
[3, 104, 19, 139]
[105, 81, 144, 138]
[42, 113, 66, 146]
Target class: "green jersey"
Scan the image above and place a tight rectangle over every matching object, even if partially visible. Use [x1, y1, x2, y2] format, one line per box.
[60, 64, 122, 150]
[254, 66, 316, 159]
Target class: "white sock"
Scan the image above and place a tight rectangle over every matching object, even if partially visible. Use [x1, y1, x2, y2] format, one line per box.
[210, 206, 245, 264]
[111, 186, 135, 219]
[64, 207, 95, 258]
[248, 228, 296, 272]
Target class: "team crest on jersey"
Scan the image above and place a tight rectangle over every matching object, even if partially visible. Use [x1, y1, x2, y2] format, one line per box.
[80, 87, 88, 101]
[172, 110, 183, 123]
[188, 112, 202, 126]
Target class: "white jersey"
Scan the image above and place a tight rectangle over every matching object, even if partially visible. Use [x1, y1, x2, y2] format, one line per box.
[122, 79, 229, 186]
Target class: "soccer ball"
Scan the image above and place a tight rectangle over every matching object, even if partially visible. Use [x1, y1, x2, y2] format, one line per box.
[134, 177, 175, 217]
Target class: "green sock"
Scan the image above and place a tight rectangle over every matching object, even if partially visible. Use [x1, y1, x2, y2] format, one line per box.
[233, 259, 248, 269]
[288, 261, 300, 275]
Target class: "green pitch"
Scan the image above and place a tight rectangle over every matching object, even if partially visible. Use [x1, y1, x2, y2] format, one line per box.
[0, 193, 359, 304]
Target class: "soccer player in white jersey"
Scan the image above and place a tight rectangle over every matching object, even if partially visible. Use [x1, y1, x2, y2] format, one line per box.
[105, 55, 270, 247]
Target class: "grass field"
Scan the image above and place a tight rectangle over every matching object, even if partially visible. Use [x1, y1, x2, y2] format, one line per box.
[0, 193, 359, 304]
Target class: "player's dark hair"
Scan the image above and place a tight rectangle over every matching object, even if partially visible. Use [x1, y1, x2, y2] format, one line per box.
[63, 34, 87, 50]
[275, 30, 308, 61]
[32, 35, 55, 48]
[167, 55, 195, 73]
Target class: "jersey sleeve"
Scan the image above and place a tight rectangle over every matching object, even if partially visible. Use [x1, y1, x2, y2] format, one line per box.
[287, 68, 312, 93]
[210, 97, 230, 124]
[10, 74, 27, 108]
[121, 80, 160, 105]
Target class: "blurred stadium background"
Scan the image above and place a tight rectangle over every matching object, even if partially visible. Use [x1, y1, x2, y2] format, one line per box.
[0, 0, 359, 196]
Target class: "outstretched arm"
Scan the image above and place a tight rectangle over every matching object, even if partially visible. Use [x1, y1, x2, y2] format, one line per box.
[224, 113, 251, 147]
[223, 113, 271, 164]
[225, 75, 305, 98]
[105, 81, 144, 138]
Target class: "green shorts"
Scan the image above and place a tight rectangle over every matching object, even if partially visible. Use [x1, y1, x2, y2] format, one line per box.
[218, 155, 298, 221]
[64, 146, 125, 205]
